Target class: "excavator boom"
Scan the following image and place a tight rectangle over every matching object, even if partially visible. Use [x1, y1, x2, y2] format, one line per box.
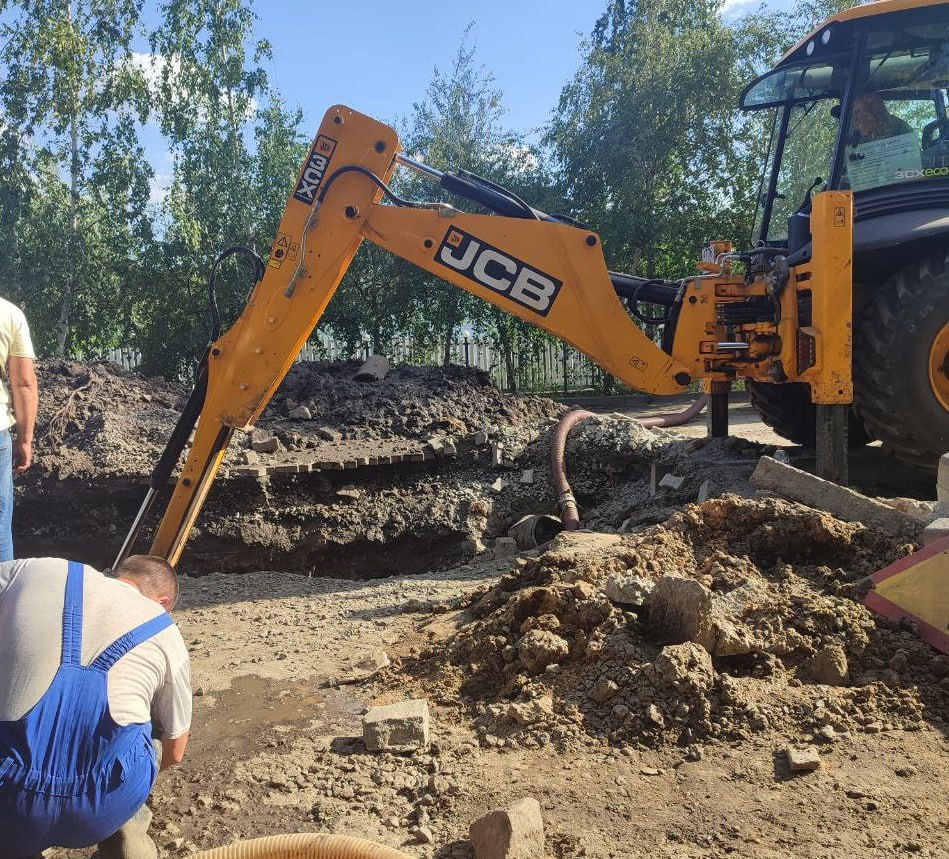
[121, 106, 689, 565]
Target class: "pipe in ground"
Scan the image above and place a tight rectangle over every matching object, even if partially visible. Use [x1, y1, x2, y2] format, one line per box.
[190, 833, 412, 859]
[551, 396, 708, 530]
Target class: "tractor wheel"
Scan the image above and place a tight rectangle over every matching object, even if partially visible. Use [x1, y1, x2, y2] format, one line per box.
[747, 380, 871, 447]
[854, 251, 949, 471]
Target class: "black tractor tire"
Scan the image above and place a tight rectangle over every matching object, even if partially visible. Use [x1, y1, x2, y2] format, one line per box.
[747, 380, 871, 448]
[854, 251, 949, 471]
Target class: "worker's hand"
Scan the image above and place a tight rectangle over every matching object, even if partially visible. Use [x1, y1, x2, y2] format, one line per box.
[13, 437, 32, 474]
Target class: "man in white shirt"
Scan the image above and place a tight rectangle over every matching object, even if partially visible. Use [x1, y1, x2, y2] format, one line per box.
[0, 296, 38, 560]
[0, 555, 192, 859]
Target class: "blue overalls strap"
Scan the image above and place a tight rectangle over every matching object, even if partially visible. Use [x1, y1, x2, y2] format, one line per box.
[90, 612, 174, 672]
[61, 560, 86, 666]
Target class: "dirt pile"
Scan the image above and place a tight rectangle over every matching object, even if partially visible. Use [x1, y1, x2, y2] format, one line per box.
[420, 495, 947, 752]
[29, 360, 563, 480]
[32, 361, 187, 479]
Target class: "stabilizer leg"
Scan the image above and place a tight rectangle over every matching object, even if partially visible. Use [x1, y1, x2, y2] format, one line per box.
[816, 404, 849, 485]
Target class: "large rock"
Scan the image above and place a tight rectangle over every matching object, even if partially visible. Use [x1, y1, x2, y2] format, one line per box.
[362, 699, 430, 752]
[517, 629, 570, 674]
[469, 797, 544, 859]
[354, 354, 390, 383]
[605, 572, 654, 606]
[806, 644, 849, 686]
[648, 576, 756, 657]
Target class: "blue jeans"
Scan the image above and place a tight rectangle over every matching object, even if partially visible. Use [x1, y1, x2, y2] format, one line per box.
[0, 430, 12, 561]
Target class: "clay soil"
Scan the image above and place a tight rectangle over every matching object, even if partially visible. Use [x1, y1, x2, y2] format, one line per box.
[26, 361, 949, 859]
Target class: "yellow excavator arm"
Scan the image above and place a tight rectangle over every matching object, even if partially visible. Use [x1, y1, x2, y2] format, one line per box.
[115, 104, 853, 567]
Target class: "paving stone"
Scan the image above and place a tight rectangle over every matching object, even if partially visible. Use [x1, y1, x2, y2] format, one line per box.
[469, 797, 544, 859]
[362, 698, 430, 752]
[785, 745, 821, 772]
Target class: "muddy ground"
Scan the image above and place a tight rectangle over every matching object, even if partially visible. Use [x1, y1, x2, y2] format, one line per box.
[27, 360, 949, 858]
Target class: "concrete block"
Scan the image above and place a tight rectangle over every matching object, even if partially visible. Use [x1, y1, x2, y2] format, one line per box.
[750, 456, 917, 536]
[650, 462, 674, 496]
[232, 466, 266, 478]
[469, 797, 544, 859]
[490, 478, 508, 493]
[923, 517, 949, 545]
[937, 454, 949, 500]
[250, 432, 281, 454]
[658, 473, 685, 490]
[519, 469, 535, 485]
[494, 537, 518, 560]
[362, 699, 430, 752]
[472, 431, 489, 446]
[354, 354, 390, 382]
[288, 405, 312, 420]
[491, 443, 506, 467]
[442, 440, 458, 458]
[786, 745, 821, 772]
[696, 479, 710, 503]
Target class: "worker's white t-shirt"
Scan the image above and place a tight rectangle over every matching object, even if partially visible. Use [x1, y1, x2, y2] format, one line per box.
[0, 558, 192, 739]
[0, 296, 35, 431]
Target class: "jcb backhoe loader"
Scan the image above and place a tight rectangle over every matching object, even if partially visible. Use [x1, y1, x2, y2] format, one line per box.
[117, 0, 949, 645]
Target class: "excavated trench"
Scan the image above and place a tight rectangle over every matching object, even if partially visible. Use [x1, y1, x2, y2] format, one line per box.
[15, 462, 515, 578]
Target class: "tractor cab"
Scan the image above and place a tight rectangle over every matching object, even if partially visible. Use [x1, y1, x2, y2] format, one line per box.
[741, 0, 949, 280]
[737, 0, 949, 470]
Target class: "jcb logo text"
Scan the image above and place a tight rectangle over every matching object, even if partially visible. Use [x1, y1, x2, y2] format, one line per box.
[435, 228, 562, 317]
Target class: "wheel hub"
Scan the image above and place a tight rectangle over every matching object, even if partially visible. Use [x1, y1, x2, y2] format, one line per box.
[928, 322, 949, 412]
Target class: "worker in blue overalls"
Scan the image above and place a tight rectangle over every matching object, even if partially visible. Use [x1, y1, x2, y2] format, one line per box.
[0, 555, 192, 858]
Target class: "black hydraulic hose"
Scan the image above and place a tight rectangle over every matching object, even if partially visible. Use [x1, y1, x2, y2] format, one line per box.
[208, 246, 265, 341]
[610, 272, 680, 306]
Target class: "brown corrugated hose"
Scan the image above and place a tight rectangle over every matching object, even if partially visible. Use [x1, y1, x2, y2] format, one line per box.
[551, 396, 708, 530]
[190, 833, 412, 859]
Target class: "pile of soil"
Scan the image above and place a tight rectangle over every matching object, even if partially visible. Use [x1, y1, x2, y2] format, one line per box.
[29, 360, 563, 480]
[404, 495, 947, 753]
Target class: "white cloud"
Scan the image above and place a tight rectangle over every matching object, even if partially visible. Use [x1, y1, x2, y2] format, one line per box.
[720, 0, 757, 14]
[148, 170, 173, 206]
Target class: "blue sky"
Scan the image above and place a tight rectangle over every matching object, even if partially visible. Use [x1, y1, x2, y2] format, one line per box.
[137, 0, 780, 200]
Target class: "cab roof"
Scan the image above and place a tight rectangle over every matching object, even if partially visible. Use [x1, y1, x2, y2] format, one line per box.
[781, 0, 947, 61]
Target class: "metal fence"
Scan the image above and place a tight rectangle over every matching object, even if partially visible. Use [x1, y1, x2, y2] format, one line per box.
[102, 332, 607, 394]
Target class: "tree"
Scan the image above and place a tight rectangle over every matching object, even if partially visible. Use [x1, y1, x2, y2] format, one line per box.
[0, 0, 152, 356]
[545, 0, 785, 283]
[399, 30, 529, 366]
[133, 0, 305, 378]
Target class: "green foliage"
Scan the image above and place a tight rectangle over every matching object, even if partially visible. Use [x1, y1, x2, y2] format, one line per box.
[0, 0, 152, 356]
[130, 0, 305, 379]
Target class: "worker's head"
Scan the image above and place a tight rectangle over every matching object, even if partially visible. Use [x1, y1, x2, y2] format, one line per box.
[115, 554, 179, 610]
[852, 92, 890, 136]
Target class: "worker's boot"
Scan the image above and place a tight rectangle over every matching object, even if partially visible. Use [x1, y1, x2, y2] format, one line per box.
[96, 805, 158, 859]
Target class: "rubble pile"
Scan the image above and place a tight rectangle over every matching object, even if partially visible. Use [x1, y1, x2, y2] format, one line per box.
[439, 495, 945, 750]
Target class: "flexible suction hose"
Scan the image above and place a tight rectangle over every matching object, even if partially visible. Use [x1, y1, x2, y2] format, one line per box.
[190, 834, 412, 859]
[551, 396, 708, 530]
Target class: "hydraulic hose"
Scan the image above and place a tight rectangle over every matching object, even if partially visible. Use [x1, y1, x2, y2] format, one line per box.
[190, 834, 412, 859]
[550, 396, 709, 530]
